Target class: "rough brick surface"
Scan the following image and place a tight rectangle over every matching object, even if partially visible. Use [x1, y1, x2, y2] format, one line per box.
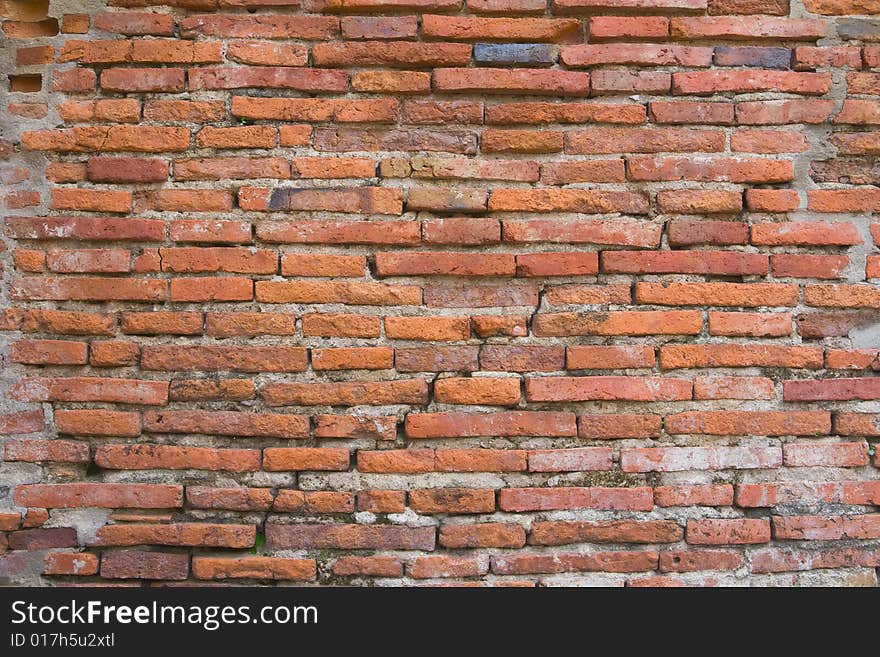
[0, 0, 878, 589]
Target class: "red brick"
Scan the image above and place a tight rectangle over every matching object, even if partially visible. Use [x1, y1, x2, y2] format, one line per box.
[591, 70, 670, 94]
[772, 254, 848, 279]
[665, 411, 830, 436]
[409, 555, 489, 579]
[567, 345, 655, 369]
[502, 219, 659, 246]
[55, 410, 141, 437]
[751, 547, 880, 574]
[486, 101, 645, 125]
[578, 414, 663, 439]
[403, 100, 484, 125]
[333, 556, 403, 577]
[342, 16, 418, 39]
[5, 0, 877, 588]
[621, 446, 783, 472]
[693, 376, 776, 400]
[527, 448, 613, 472]
[530, 520, 682, 546]
[312, 347, 393, 370]
[436, 449, 527, 472]
[189, 67, 347, 92]
[426, 285, 539, 307]
[405, 411, 576, 438]
[266, 524, 435, 551]
[316, 414, 396, 441]
[86, 157, 168, 183]
[736, 482, 845, 508]
[835, 413, 880, 437]
[169, 380, 255, 402]
[11, 376, 167, 405]
[435, 68, 589, 96]
[44, 552, 99, 576]
[772, 514, 880, 541]
[641, 284, 795, 309]
[732, 129, 808, 153]
[94, 11, 173, 35]
[205, 313, 295, 337]
[313, 42, 471, 67]
[302, 313, 379, 338]
[263, 448, 350, 471]
[534, 311, 702, 337]
[603, 251, 767, 276]
[434, 377, 521, 405]
[99, 551, 188, 580]
[753, 221, 861, 246]
[386, 316, 471, 342]
[11, 277, 167, 302]
[94, 524, 255, 548]
[650, 101, 734, 125]
[14, 484, 181, 509]
[356, 490, 406, 513]
[660, 344, 823, 369]
[479, 345, 564, 372]
[660, 550, 743, 572]
[263, 380, 428, 406]
[564, 44, 712, 67]
[628, 156, 793, 182]
[90, 341, 139, 367]
[422, 218, 501, 245]
[492, 551, 658, 575]
[8, 529, 77, 551]
[5, 439, 87, 463]
[515, 252, 598, 277]
[274, 491, 353, 516]
[376, 251, 513, 277]
[358, 449, 437, 474]
[424, 15, 580, 42]
[144, 410, 309, 439]
[686, 519, 771, 545]
[482, 130, 563, 154]
[402, 344, 487, 373]
[654, 485, 734, 507]
[439, 523, 526, 548]
[23, 126, 190, 153]
[101, 68, 184, 93]
[590, 16, 669, 40]
[525, 376, 692, 402]
[142, 346, 307, 372]
[490, 189, 649, 214]
[540, 160, 626, 184]
[354, 70, 430, 94]
[782, 442, 869, 467]
[7, 216, 164, 241]
[193, 557, 315, 581]
[257, 221, 419, 246]
[95, 444, 259, 472]
[186, 487, 273, 511]
[409, 488, 496, 514]
[661, 190, 743, 214]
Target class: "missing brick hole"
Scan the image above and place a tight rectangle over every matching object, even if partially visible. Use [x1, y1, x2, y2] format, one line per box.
[2, 18, 58, 38]
[9, 74, 42, 93]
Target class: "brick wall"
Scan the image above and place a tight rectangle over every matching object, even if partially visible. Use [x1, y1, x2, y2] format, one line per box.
[1, 0, 879, 587]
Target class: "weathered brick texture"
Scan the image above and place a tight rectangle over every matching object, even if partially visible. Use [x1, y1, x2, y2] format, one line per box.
[0, 0, 878, 588]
